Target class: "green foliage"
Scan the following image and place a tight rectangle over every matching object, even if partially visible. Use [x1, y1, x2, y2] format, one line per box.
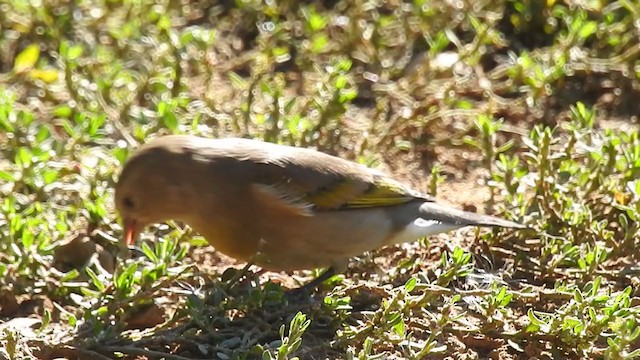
[275, 312, 312, 360]
[1, 0, 639, 358]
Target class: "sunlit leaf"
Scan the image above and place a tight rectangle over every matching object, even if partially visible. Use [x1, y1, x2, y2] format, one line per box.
[29, 68, 59, 83]
[14, 44, 40, 73]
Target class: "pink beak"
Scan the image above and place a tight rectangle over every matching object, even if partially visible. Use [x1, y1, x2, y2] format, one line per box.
[124, 219, 137, 246]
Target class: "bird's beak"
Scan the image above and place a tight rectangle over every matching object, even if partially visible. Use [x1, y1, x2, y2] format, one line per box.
[123, 218, 138, 246]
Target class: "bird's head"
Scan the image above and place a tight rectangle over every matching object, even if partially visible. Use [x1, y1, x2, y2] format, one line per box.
[115, 137, 198, 246]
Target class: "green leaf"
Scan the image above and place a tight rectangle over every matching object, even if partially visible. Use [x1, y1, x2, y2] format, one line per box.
[606, 337, 620, 350]
[629, 324, 640, 341]
[180, 30, 195, 46]
[404, 277, 417, 292]
[86, 267, 106, 292]
[262, 349, 273, 360]
[311, 33, 329, 53]
[67, 314, 77, 327]
[578, 21, 598, 40]
[157, 15, 171, 31]
[15, 146, 32, 168]
[42, 169, 59, 184]
[0, 170, 15, 182]
[67, 45, 84, 60]
[141, 241, 158, 262]
[0, 115, 14, 132]
[14, 44, 40, 73]
[35, 126, 51, 143]
[21, 230, 34, 248]
[161, 110, 178, 131]
[308, 12, 327, 32]
[39, 308, 51, 331]
[577, 258, 586, 270]
[29, 68, 59, 83]
[115, 263, 138, 291]
[228, 72, 248, 88]
[527, 309, 546, 327]
[393, 316, 405, 337]
[60, 269, 80, 282]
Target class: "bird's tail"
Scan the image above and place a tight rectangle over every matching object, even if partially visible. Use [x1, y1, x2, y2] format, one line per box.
[419, 202, 527, 229]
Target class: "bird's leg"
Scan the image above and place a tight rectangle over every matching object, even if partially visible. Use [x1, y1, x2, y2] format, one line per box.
[286, 259, 349, 299]
[223, 261, 255, 291]
[303, 266, 338, 291]
[225, 239, 268, 291]
[286, 266, 338, 299]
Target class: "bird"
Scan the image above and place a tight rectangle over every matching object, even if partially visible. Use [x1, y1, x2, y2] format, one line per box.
[115, 135, 526, 290]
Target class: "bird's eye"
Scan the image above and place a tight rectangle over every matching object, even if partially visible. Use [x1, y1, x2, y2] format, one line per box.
[123, 196, 135, 209]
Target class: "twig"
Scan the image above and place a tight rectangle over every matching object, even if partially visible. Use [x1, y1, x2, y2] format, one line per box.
[412, 283, 575, 302]
[95, 345, 194, 360]
[39, 345, 114, 360]
[74, 348, 115, 360]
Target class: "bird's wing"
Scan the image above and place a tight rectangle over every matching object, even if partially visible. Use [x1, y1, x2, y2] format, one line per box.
[244, 149, 434, 215]
[307, 176, 428, 209]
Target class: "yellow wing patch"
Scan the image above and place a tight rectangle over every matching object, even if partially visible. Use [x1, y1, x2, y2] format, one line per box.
[254, 175, 426, 214]
[306, 176, 420, 210]
[305, 179, 369, 209]
[344, 178, 418, 208]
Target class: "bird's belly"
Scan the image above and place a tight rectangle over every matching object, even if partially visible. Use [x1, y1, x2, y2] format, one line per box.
[253, 209, 394, 271]
[192, 207, 402, 271]
[190, 219, 261, 264]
